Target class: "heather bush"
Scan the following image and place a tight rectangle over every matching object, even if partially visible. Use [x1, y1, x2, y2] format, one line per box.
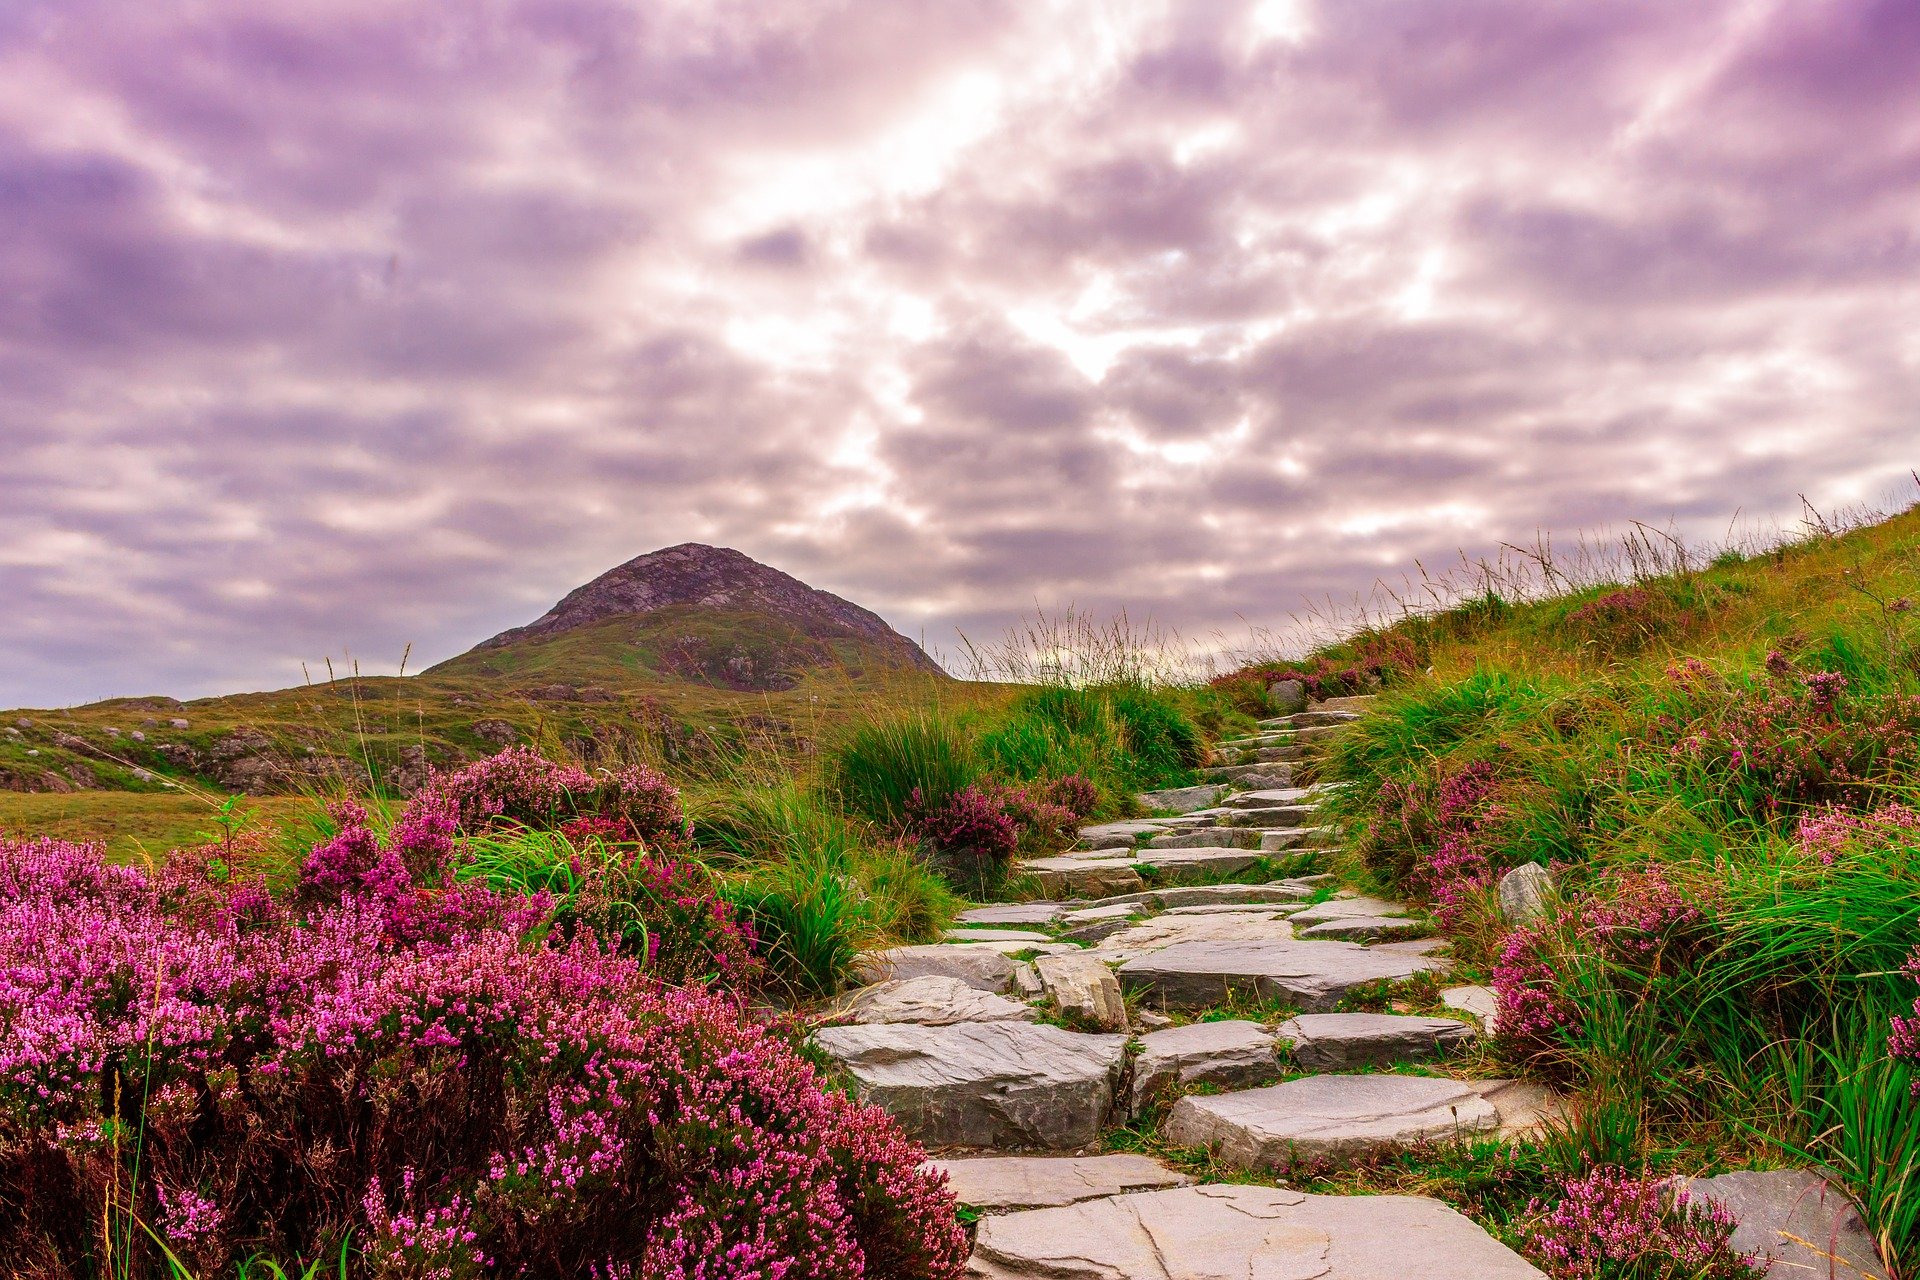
[0, 836, 965, 1278]
[1556, 584, 1698, 657]
[825, 711, 980, 829]
[420, 747, 689, 848]
[905, 784, 1020, 898]
[1211, 629, 1422, 713]
[1516, 1167, 1757, 1279]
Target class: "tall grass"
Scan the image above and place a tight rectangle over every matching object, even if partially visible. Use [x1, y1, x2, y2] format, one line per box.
[823, 710, 979, 829]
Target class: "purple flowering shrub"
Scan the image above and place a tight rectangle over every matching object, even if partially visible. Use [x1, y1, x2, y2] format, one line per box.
[1655, 654, 1920, 815]
[1796, 802, 1920, 865]
[1560, 586, 1694, 655]
[1517, 1166, 1758, 1279]
[1210, 631, 1422, 713]
[1891, 949, 1920, 1093]
[0, 836, 964, 1278]
[1360, 759, 1517, 929]
[420, 747, 690, 848]
[905, 783, 1021, 897]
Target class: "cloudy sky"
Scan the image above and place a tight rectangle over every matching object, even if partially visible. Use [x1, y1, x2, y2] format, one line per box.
[3, 0, 1916, 705]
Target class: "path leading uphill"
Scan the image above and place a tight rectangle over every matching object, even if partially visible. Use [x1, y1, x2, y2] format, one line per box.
[813, 697, 1558, 1278]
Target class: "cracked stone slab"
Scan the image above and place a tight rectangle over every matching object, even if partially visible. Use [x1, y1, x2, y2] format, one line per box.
[851, 944, 1020, 992]
[833, 976, 1040, 1026]
[1147, 827, 1262, 849]
[1074, 820, 1168, 849]
[966, 1184, 1547, 1279]
[1095, 913, 1301, 964]
[1201, 763, 1297, 787]
[1275, 1013, 1476, 1069]
[930, 1154, 1191, 1213]
[1118, 938, 1442, 1009]
[1679, 1169, 1888, 1279]
[944, 928, 1057, 944]
[1083, 883, 1310, 911]
[812, 1021, 1126, 1150]
[1442, 984, 1500, 1033]
[1137, 784, 1227, 813]
[1222, 787, 1318, 809]
[1022, 858, 1148, 899]
[1262, 826, 1337, 851]
[1129, 1019, 1281, 1113]
[958, 903, 1066, 927]
[1288, 897, 1411, 925]
[1164, 1074, 1503, 1170]
[1297, 914, 1427, 942]
[1132, 846, 1267, 881]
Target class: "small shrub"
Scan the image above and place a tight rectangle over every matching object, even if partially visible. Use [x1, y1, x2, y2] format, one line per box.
[1516, 1166, 1757, 1279]
[906, 784, 1019, 898]
[826, 713, 979, 829]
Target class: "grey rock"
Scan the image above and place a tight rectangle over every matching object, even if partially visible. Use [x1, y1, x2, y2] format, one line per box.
[1498, 863, 1554, 924]
[1288, 709, 1363, 728]
[1155, 883, 1312, 907]
[944, 928, 1056, 944]
[1222, 787, 1317, 809]
[1288, 896, 1410, 925]
[1298, 915, 1427, 942]
[1313, 695, 1379, 712]
[1200, 763, 1295, 788]
[1035, 952, 1128, 1031]
[1119, 939, 1442, 1011]
[834, 976, 1039, 1026]
[1680, 1169, 1888, 1279]
[966, 1185, 1548, 1279]
[1267, 678, 1309, 713]
[1162, 902, 1305, 916]
[168, 717, 189, 729]
[1129, 1020, 1280, 1112]
[931, 1154, 1190, 1213]
[958, 903, 1065, 927]
[1059, 916, 1141, 945]
[1132, 846, 1266, 881]
[1165, 1074, 1502, 1170]
[1276, 1013, 1476, 1069]
[1442, 985, 1500, 1033]
[851, 944, 1019, 992]
[1146, 827, 1262, 849]
[1094, 911, 1301, 964]
[812, 1022, 1125, 1150]
[1059, 902, 1147, 926]
[1136, 784, 1226, 814]
[1074, 820, 1167, 848]
[1220, 805, 1319, 830]
[1262, 826, 1337, 851]
[1021, 858, 1148, 899]
[1134, 1009, 1174, 1030]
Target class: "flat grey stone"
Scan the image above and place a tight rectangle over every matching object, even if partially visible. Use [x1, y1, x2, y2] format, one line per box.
[1130, 1019, 1280, 1112]
[931, 1154, 1190, 1213]
[1201, 763, 1295, 788]
[1161, 902, 1304, 916]
[1119, 939, 1442, 1011]
[1060, 902, 1146, 925]
[1288, 723, 1351, 745]
[1288, 710, 1362, 728]
[1222, 787, 1316, 809]
[1298, 914, 1427, 942]
[1679, 1169, 1887, 1279]
[966, 1185, 1547, 1279]
[1022, 858, 1148, 899]
[812, 1021, 1126, 1150]
[834, 976, 1040, 1026]
[1288, 896, 1410, 925]
[1094, 912, 1300, 964]
[1499, 863, 1554, 924]
[958, 903, 1065, 927]
[1262, 826, 1336, 851]
[1137, 784, 1226, 814]
[1276, 1013, 1476, 1069]
[1268, 678, 1309, 713]
[1165, 1074, 1501, 1170]
[1146, 827, 1262, 849]
[1132, 846, 1266, 881]
[1313, 695, 1378, 712]
[970, 940, 1086, 957]
[1442, 985, 1500, 1033]
[852, 944, 1019, 992]
[1059, 916, 1140, 944]
[1220, 805, 1318, 829]
[1035, 952, 1127, 1031]
[945, 928, 1055, 944]
[1074, 820, 1167, 848]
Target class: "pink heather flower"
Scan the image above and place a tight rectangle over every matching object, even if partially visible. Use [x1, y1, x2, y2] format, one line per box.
[1519, 1167, 1760, 1279]
[1797, 803, 1920, 865]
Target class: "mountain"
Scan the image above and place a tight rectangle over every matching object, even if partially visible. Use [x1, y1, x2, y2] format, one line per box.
[427, 543, 945, 691]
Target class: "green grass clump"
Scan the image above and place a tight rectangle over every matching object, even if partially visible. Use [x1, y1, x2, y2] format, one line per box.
[823, 709, 980, 829]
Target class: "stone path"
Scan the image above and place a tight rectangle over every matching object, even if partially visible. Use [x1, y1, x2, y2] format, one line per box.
[815, 698, 1554, 1276]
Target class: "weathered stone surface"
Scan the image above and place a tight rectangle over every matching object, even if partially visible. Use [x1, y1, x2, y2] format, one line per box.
[1275, 1013, 1476, 1069]
[1297, 914, 1427, 942]
[1074, 820, 1166, 848]
[1165, 1074, 1501, 1170]
[1095, 913, 1300, 964]
[1162, 902, 1305, 916]
[1060, 902, 1146, 926]
[930, 1154, 1190, 1213]
[1129, 1019, 1280, 1112]
[1081, 882, 1303, 911]
[1119, 939, 1441, 1010]
[1499, 863, 1554, 924]
[1288, 896, 1410, 925]
[966, 1185, 1548, 1279]
[1221, 805, 1318, 829]
[1022, 858, 1147, 899]
[944, 928, 1055, 944]
[1034, 952, 1127, 1031]
[1679, 1169, 1888, 1279]
[1267, 678, 1309, 713]
[1132, 846, 1266, 881]
[812, 1022, 1126, 1150]
[1442, 984, 1500, 1033]
[970, 940, 1086, 957]
[1373, 936, 1452, 957]
[1059, 916, 1140, 945]
[1262, 826, 1336, 851]
[958, 903, 1065, 927]
[835, 976, 1040, 1026]
[852, 944, 1019, 992]
[1223, 787, 1316, 809]
[1288, 710, 1362, 729]
[1137, 784, 1226, 814]
[1200, 763, 1295, 788]
[1313, 695, 1379, 712]
[1146, 827, 1261, 849]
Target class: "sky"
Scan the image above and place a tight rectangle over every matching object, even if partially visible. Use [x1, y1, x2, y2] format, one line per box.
[2, 0, 1917, 706]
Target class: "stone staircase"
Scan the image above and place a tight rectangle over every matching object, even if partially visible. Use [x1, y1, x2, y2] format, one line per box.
[812, 698, 1548, 1278]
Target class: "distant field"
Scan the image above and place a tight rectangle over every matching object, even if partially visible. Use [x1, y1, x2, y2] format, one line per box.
[0, 791, 308, 862]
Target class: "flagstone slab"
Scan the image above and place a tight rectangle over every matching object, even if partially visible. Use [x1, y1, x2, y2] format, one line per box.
[812, 1021, 1126, 1150]
[1164, 1074, 1502, 1170]
[1095, 913, 1301, 964]
[1136, 784, 1227, 814]
[852, 944, 1020, 992]
[965, 1185, 1548, 1279]
[1275, 1013, 1476, 1069]
[1679, 1169, 1888, 1279]
[834, 976, 1040, 1026]
[944, 928, 1056, 944]
[1022, 858, 1148, 899]
[958, 903, 1066, 927]
[1146, 827, 1262, 849]
[1119, 938, 1441, 1010]
[1129, 1019, 1281, 1112]
[930, 1154, 1190, 1213]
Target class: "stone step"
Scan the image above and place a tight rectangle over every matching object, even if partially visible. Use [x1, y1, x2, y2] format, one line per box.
[932, 1154, 1191, 1214]
[944, 928, 1056, 944]
[1117, 938, 1444, 1011]
[852, 944, 1022, 992]
[1083, 882, 1314, 911]
[1260, 826, 1336, 851]
[1218, 804, 1318, 829]
[1145, 827, 1262, 850]
[833, 976, 1040, 1026]
[1214, 744, 1305, 766]
[1220, 786, 1317, 809]
[1275, 1012, 1476, 1069]
[1022, 858, 1148, 899]
[1288, 896, 1425, 940]
[1163, 1074, 1531, 1172]
[1313, 694, 1379, 712]
[1287, 709, 1363, 729]
[1130, 846, 1269, 882]
[1129, 1019, 1281, 1114]
[965, 1185, 1548, 1279]
[958, 903, 1067, 927]
[1198, 762, 1293, 787]
[1073, 819, 1169, 850]
[1215, 732, 1296, 750]
[812, 1021, 1127, 1150]
[1134, 784, 1226, 814]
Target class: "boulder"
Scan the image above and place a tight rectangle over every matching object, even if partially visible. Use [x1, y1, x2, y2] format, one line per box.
[930, 1154, 1190, 1213]
[966, 1185, 1548, 1279]
[834, 976, 1039, 1026]
[1679, 1169, 1887, 1279]
[1137, 784, 1226, 814]
[1267, 678, 1309, 713]
[1129, 1020, 1280, 1113]
[1498, 863, 1554, 924]
[811, 1022, 1126, 1150]
[1275, 1013, 1476, 1069]
[1034, 952, 1127, 1030]
[1119, 939, 1441, 1011]
[1164, 1074, 1502, 1171]
[851, 944, 1019, 993]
